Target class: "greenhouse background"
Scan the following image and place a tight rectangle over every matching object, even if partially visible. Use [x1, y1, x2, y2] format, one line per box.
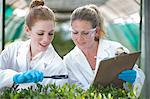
[1, 0, 150, 98]
[1, 0, 141, 56]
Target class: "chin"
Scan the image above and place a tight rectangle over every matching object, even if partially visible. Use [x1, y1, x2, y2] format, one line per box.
[78, 45, 87, 50]
[77, 43, 87, 48]
[39, 47, 48, 52]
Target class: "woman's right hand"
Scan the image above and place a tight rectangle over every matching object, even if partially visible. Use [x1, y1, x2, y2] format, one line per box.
[13, 70, 43, 84]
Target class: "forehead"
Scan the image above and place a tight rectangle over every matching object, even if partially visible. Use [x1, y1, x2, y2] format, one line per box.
[71, 20, 93, 30]
[31, 20, 55, 31]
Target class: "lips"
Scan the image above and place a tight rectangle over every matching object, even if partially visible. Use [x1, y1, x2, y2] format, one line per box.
[77, 41, 86, 45]
[39, 43, 48, 48]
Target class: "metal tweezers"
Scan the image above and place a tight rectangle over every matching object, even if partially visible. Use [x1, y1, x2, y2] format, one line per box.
[44, 75, 68, 79]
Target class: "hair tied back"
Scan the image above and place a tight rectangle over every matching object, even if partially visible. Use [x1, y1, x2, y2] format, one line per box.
[30, 0, 45, 9]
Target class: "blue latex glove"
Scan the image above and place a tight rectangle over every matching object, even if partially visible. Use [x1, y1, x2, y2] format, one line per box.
[13, 70, 44, 84]
[118, 70, 136, 84]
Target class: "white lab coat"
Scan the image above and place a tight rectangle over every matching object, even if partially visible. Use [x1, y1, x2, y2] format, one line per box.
[0, 40, 68, 89]
[63, 39, 145, 97]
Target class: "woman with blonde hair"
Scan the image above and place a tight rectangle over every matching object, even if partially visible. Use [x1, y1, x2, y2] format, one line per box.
[63, 4, 145, 97]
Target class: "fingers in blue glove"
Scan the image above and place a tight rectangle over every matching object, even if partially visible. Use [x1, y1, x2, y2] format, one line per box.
[24, 70, 44, 83]
[33, 71, 42, 82]
[120, 69, 136, 74]
[13, 70, 44, 84]
[13, 73, 26, 84]
[24, 71, 33, 79]
[35, 71, 43, 82]
[118, 70, 136, 84]
[33, 70, 43, 82]
[118, 74, 136, 83]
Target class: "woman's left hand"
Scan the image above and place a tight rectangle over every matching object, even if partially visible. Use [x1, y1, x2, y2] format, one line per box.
[118, 70, 136, 84]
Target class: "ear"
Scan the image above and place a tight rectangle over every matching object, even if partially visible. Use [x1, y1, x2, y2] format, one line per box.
[94, 27, 101, 41]
[95, 27, 101, 36]
[25, 26, 31, 36]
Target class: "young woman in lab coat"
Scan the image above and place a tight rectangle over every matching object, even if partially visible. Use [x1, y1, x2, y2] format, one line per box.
[63, 4, 145, 97]
[0, 0, 68, 89]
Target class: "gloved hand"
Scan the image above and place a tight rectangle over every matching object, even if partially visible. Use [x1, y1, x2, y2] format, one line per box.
[13, 70, 44, 84]
[118, 70, 136, 84]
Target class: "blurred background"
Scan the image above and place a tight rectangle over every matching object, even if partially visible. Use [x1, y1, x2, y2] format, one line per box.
[0, 0, 141, 56]
[1, 0, 150, 98]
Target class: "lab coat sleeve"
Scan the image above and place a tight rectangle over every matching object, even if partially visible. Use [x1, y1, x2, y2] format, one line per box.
[116, 43, 145, 97]
[133, 64, 145, 97]
[44, 54, 68, 87]
[0, 44, 19, 89]
[63, 54, 81, 87]
[123, 64, 145, 97]
[119, 44, 145, 97]
[0, 69, 18, 89]
[53, 61, 68, 86]
[107, 40, 145, 97]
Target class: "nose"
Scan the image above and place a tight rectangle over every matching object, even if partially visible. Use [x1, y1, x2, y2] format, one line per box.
[77, 34, 84, 41]
[42, 35, 51, 44]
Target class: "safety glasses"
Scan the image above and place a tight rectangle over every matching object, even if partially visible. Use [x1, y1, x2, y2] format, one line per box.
[70, 28, 96, 38]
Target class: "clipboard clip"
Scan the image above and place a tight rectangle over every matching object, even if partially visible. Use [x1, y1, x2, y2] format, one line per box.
[115, 47, 127, 56]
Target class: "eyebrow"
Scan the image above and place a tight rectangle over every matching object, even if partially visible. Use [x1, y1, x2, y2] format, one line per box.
[71, 29, 87, 32]
[70, 27, 96, 32]
[38, 29, 54, 33]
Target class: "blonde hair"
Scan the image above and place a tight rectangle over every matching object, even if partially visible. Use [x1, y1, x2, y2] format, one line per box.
[26, 0, 55, 30]
[71, 4, 105, 41]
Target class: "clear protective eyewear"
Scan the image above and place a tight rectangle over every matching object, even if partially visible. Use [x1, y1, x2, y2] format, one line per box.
[69, 27, 96, 37]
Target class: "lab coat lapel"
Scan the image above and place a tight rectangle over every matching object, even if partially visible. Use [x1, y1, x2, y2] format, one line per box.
[32, 44, 56, 72]
[35, 44, 55, 71]
[95, 39, 110, 72]
[16, 40, 30, 71]
[75, 47, 94, 85]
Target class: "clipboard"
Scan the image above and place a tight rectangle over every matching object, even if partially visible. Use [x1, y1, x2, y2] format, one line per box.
[93, 51, 141, 88]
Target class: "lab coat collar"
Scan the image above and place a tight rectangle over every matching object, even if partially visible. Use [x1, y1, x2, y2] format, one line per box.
[70, 39, 112, 85]
[95, 39, 111, 72]
[29, 43, 56, 71]
[74, 46, 93, 72]
[40, 44, 55, 65]
[74, 46, 95, 85]
[16, 40, 55, 71]
[96, 39, 110, 60]
[16, 40, 30, 71]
